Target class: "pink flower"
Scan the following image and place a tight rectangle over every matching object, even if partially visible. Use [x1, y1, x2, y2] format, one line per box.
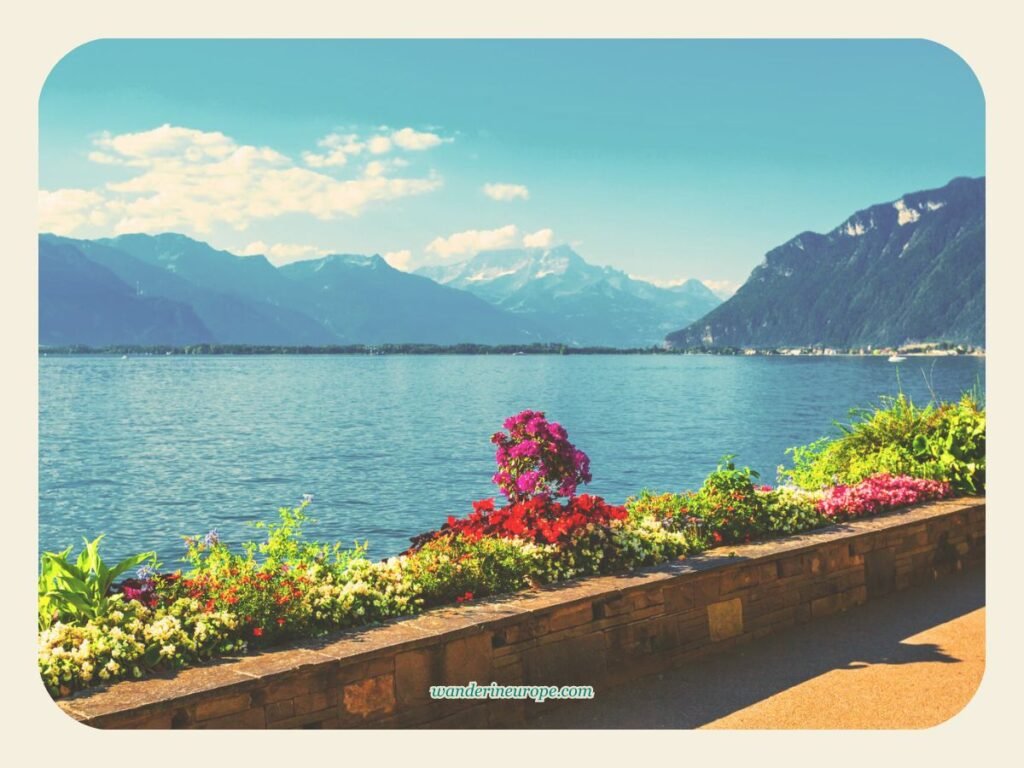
[509, 440, 540, 459]
[489, 410, 593, 502]
[516, 471, 540, 494]
[817, 474, 951, 519]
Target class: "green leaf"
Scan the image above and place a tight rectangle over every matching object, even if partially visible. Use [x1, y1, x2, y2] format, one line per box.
[103, 552, 156, 593]
[46, 589, 93, 618]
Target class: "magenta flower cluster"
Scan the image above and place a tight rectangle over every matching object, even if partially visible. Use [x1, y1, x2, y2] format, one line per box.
[817, 473, 952, 520]
[490, 409, 592, 501]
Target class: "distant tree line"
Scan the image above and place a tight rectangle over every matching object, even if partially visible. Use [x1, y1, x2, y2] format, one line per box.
[38, 341, 982, 357]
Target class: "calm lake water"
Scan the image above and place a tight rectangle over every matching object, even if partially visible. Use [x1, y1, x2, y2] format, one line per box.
[39, 354, 985, 563]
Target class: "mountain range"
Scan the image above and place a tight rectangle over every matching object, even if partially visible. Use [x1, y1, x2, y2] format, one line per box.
[38, 176, 984, 350]
[665, 176, 985, 349]
[417, 246, 722, 347]
[38, 235, 717, 348]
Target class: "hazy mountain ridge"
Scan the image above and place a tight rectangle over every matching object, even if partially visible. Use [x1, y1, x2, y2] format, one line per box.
[417, 245, 722, 347]
[39, 234, 720, 347]
[39, 238, 214, 346]
[665, 176, 985, 349]
[39, 234, 540, 346]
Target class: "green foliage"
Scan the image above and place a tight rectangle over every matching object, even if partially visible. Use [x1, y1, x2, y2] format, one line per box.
[241, 502, 355, 569]
[626, 469, 827, 546]
[779, 393, 985, 493]
[761, 487, 828, 535]
[38, 596, 243, 697]
[175, 502, 417, 644]
[399, 535, 542, 606]
[38, 536, 156, 630]
[685, 456, 769, 545]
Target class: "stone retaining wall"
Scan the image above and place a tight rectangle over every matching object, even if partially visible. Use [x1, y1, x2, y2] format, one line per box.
[55, 498, 985, 729]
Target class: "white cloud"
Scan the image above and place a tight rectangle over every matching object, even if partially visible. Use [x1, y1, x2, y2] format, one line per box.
[240, 240, 329, 265]
[87, 151, 121, 165]
[301, 127, 447, 167]
[302, 132, 368, 167]
[319, 133, 363, 150]
[702, 279, 740, 298]
[392, 127, 445, 151]
[93, 124, 236, 167]
[626, 273, 741, 298]
[38, 124, 444, 236]
[367, 136, 393, 154]
[383, 249, 413, 271]
[38, 188, 107, 234]
[426, 225, 519, 260]
[302, 149, 348, 168]
[627, 274, 686, 288]
[522, 227, 554, 248]
[364, 161, 387, 178]
[483, 182, 530, 202]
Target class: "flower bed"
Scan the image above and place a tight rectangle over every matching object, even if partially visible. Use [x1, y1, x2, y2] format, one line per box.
[39, 396, 980, 698]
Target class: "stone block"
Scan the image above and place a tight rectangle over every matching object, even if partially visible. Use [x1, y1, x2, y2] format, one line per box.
[336, 655, 394, 686]
[341, 673, 396, 719]
[547, 601, 595, 632]
[707, 598, 743, 641]
[265, 699, 294, 723]
[605, 616, 680, 662]
[293, 690, 336, 716]
[520, 632, 606, 686]
[443, 631, 493, 685]
[263, 671, 327, 703]
[394, 647, 439, 706]
[192, 693, 252, 722]
[776, 554, 804, 578]
[496, 615, 549, 647]
[662, 582, 696, 613]
[194, 707, 266, 729]
[720, 565, 761, 595]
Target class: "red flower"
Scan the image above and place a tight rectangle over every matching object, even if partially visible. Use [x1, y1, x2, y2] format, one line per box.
[712, 531, 724, 544]
[252, 627, 264, 637]
[277, 617, 286, 626]
[455, 591, 474, 604]
[405, 493, 627, 554]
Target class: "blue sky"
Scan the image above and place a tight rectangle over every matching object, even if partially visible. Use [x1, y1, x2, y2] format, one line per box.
[39, 39, 984, 293]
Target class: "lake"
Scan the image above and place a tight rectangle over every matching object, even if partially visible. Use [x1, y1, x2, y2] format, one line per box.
[39, 354, 984, 563]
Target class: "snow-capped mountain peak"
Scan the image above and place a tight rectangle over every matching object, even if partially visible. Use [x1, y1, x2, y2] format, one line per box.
[414, 245, 721, 347]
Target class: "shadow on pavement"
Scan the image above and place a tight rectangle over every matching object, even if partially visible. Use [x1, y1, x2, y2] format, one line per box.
[534, 566, 985, 729]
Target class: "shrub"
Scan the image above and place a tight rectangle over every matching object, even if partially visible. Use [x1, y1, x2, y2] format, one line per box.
[761, 487, 828, 535]
[398, 535, 543, 607]
[38, 536, 156, 630]
[38, 596, 243, 697]
[684, 456, 770, 545]
[490, 409, 592, 500]
[780, 393, 985, 494]
[168, 502, 419, 645]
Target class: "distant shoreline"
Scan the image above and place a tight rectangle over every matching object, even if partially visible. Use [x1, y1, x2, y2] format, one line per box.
[38, 343, 986, 357]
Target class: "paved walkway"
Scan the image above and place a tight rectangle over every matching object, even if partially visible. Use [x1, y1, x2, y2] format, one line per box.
[535, 567, 985, 729]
